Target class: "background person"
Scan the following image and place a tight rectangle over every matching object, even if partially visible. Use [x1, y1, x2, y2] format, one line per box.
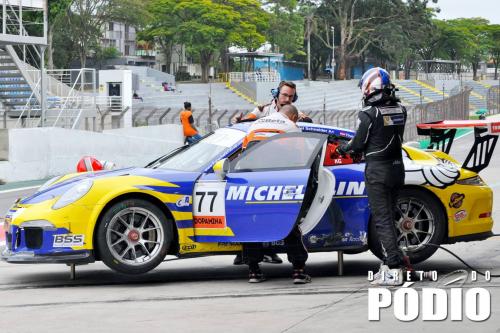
[337, 67, 407, 286]
[180, 102, 201, 145]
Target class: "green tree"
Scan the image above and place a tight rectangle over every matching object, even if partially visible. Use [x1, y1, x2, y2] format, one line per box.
[47, 0, 73, 69]
[263, 0, 304, 59]
[442, 18, 490, 80]
[145, 0, 268, 81]
[141, 0, 179, 74]
[67, 0, 149, 68]
[486, 24, 500, 80]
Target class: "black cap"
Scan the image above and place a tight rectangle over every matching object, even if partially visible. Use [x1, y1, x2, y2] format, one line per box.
[184, 102, 191, 109]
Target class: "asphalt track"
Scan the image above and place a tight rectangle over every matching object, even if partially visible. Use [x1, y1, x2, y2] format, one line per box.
[0, 130, 499, 332]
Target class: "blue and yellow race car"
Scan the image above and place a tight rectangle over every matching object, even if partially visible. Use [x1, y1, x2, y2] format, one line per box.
[2, 120, 498, 274]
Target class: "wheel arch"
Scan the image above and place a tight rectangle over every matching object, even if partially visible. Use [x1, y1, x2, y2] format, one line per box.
[92, 192, 179, 261]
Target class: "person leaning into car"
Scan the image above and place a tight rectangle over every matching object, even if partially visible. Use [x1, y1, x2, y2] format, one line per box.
[240, 105, 312, 285]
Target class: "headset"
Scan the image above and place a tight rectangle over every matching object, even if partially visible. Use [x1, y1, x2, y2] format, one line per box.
[271, 81, 298, 103]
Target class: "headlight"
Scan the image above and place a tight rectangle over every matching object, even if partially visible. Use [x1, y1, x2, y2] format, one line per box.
[52, 179, 93, 209]
[456, 176, 485, 186]
[38, 176, 63, 192]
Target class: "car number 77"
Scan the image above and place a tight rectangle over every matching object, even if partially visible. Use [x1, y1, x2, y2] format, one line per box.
[195, 191, 218, 213]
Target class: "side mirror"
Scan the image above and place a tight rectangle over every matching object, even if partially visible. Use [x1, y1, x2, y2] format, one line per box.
[213, 158, 230, 180]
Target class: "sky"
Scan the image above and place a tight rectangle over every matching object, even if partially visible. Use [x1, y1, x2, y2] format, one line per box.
[430, 0, 500, 24]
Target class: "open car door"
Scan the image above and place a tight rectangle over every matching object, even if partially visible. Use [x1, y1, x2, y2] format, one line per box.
[192, 132, 335, 243]
[417, 120, 500, 173]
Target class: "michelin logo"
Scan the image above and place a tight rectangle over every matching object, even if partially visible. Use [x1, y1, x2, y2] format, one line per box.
[227, 185, 305, 201]
[334, 181, 365, 196]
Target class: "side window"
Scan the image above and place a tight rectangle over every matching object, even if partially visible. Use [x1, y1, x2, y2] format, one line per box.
[232, 133, 324, 172]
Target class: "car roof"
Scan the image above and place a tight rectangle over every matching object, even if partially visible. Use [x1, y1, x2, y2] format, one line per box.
[225, 121, 355, 139]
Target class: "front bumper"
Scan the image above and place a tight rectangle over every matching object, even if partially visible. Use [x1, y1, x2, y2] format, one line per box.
[1, 246, 94, 264]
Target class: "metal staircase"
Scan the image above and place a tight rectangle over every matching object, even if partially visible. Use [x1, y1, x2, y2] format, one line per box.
[0, 45, 39, 119]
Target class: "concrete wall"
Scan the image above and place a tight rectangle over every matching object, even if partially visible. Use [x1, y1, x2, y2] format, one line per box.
[0, 124, 183, 182]
[231, 82, 278, 105]
[0, 129, 7, 161]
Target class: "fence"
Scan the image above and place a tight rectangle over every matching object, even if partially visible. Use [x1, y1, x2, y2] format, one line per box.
[487, 86, 499, 115]
[228, 71, 281, 83]
[129, 88, 474, 142]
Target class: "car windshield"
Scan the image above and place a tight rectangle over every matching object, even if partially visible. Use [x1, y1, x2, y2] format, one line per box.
[156, 128, 246, 172]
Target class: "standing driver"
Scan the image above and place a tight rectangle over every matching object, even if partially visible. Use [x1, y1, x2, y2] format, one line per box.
[337, 67, 407, 286]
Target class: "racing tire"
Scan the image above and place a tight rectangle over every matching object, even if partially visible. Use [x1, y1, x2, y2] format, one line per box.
[96, 198, 173, 274]
[369, 188, 446, 264]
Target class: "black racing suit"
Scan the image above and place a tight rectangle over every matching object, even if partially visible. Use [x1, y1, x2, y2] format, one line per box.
[340, 98, 407, 268]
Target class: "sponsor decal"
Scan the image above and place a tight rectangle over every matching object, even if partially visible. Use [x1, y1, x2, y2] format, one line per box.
[368, 270, 492, 322]
[193, 216, 225, 229]
[176, 195, 191, 208]
[53, 234, 84, 247]
[454, 209, 467, 222]
[218, 242, 241, 247]
[344, 231, 368, 244]
[449, 192, 465, 209]
[226, 185, 305, 202]
[334, 181, 365, 196]
[404, 158, 460, 189]
[181, 244, 197, 251]
[490, 121, 500, 134]
[193, 182, 226, 229]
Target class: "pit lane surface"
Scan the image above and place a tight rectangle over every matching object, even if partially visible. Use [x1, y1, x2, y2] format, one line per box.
[1, 131, 500, 332]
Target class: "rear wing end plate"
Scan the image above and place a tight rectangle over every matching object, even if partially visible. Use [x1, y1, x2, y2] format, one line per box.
[417, 120, 500, 173]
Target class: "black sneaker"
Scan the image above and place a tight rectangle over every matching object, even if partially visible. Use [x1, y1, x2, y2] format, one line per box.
[233, 254, 244, 265]
[292, 269, 311, 284]
[263, 253, 283, 264]
[248, 269, 266, 283]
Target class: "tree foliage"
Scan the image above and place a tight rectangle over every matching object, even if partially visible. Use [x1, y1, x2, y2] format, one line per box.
[143, 0, 269, 82]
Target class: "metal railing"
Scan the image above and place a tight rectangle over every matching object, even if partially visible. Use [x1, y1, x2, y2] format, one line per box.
[26, 68, 97, 96]
[228, 71, 281, 83]
[129, 88, 477, 143]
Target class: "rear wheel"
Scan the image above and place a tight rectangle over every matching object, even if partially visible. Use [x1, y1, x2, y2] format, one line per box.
[96, 199, 173, 274]
[369, 188, 446, 264]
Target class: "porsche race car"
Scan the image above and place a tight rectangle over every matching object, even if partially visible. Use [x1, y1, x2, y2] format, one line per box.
[2, 120, 499, 275]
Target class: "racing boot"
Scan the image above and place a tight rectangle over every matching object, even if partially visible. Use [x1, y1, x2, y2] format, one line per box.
[233, 253, 244, 265]
[263, 253, 283, 264]
[292, 269, 312, 284]
[370, 264, 403, 286]
[248, 266, 266, 283]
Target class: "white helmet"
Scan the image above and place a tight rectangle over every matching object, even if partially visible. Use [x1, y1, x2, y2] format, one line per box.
[358, 67, 391, 98]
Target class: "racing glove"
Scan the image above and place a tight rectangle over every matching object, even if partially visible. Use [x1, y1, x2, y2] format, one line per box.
[335, 144, 349, 157]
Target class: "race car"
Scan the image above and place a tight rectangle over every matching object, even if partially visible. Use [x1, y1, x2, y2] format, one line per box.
[1, 120, 498, 275]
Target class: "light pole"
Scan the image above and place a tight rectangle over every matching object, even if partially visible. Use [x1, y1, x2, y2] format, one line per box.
[307, 16, 312, 81]
[331, 26, 335, 80]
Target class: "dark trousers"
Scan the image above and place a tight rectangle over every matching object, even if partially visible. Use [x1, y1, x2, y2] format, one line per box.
[244, 225, 308, 270]
[365, 159, 405, 268]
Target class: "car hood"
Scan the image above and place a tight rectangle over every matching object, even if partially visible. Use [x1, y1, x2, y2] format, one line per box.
[20, 167, 201, 205]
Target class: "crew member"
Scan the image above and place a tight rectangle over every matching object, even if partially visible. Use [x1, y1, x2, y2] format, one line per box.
[180, 102, 201, 144]
[241, 105, 311, 284]
[337, 67, 407, 286]
[235, 81, 311, 123]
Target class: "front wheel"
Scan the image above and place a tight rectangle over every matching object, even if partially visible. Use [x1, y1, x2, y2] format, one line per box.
[369, 188, 447, 264]
[96, 199, 173, 274]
